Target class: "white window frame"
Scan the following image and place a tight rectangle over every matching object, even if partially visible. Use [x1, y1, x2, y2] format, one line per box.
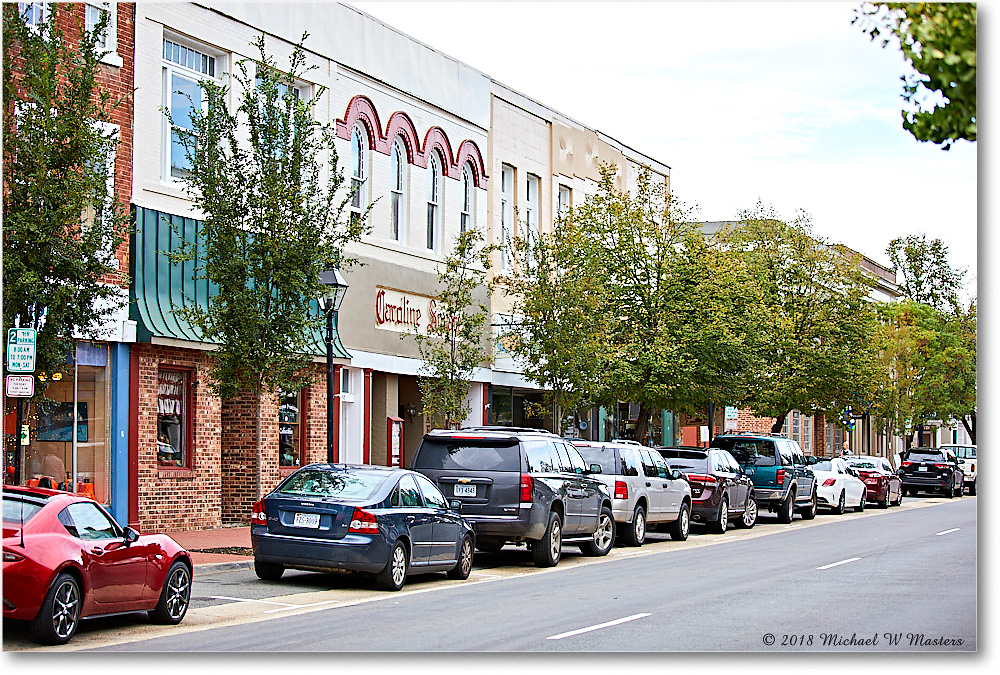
[426, 152, 442, 252]
[161, 33, 221, 184]
[500, 164, 514, 270]
[390, 137, 407, 242]
[525, 173, 539, 269]
[85, 2, 122, 67]
[461, 163, 474, 233]
[350, 123, 369, 220]
[17, 2, 47, 32]
[558, 184, 571, 219]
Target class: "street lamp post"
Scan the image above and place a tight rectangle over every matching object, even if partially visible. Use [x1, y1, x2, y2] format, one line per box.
[318, 268, 349, 464]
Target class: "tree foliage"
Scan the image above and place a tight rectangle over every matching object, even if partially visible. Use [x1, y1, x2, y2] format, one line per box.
[413, 229, 494, 429]
[168, 34, 366, 403]
[718, 204, 884, 433]
[3, 4, 129, 394]
[886, 233, 965, 312]
[855, 2, 976, 148]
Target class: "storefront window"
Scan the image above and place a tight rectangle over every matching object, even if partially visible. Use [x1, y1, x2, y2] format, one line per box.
[279, 390, 303, 467]
[157, 369, 189, 468]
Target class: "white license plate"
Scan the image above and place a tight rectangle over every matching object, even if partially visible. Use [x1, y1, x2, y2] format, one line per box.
[918, 466, 929, 472]
[453, 484, 477, 497]
[293, 512, 321, 528]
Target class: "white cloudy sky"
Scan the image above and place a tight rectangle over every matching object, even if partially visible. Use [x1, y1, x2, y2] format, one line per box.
[349, 0, 979, 301]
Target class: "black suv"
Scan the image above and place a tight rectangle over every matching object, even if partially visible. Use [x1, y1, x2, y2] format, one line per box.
[898, 447, 965, 498]
[710, 433, 817, 523]
[410, 427, 615, 567]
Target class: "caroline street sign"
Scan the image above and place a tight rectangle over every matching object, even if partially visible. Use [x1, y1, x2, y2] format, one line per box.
[6, 328, 36, 372]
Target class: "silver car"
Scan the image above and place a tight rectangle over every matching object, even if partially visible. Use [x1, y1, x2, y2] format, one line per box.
[572, 441, 692, 546]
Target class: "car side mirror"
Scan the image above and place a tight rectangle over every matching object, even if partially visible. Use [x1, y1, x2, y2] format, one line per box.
[449, 500, 463, 512]
[123, 526, 139, 545]
[670, 469, 683, 480]
[589, 463, 603, 474]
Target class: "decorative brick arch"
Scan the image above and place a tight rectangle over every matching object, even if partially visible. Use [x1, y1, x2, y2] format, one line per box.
[419, 126, 455, 174]
[455, 139, 488, 189]
[335, 95, 382, 149]
[384, 111, 420, 162]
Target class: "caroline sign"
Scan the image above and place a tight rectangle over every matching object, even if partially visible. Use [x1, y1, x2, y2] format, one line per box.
[375, 288, 456, 336]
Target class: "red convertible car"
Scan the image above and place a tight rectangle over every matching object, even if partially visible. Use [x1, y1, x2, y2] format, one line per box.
[3, 486, 192, 645]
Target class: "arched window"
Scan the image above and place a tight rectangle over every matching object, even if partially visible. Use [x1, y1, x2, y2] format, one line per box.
[350, 123, 368, 223]
[390, 137, 406, 241]
[426, 152, 441, 251]
[461, 163, 474, 233]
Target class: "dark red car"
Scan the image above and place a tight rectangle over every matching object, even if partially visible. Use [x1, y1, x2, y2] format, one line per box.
[843, 455, 903, 507]
[3, 486, 192, 645]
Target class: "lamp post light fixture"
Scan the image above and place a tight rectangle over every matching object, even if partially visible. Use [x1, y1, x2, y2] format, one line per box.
[318, 268, 349, 464]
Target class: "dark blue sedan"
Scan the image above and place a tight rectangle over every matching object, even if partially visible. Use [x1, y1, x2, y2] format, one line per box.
[250, 464, 475, 591]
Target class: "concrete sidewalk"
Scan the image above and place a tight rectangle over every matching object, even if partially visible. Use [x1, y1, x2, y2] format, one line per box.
[164, 525, 254, 574]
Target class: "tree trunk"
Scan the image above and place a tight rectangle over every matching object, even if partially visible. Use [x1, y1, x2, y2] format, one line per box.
[634, 403, 651, 445]
[961, 413, 976, 444]
[770, 410, 790, 435]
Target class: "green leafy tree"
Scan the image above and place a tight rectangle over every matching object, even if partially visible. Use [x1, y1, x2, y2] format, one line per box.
[718, 204, 883, 433]
[855, 2, 976, 148]
[886, 233, 965, 312]
[168, 35, 366, 497]
[3, 4, 129, 393]
[413, 228, 494, 429]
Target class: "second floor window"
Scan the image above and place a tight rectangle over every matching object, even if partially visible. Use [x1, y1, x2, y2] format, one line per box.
[85, 2, 118, 61]
[525, 173, 539, 269]
[390, 138, 406, 241]
[427, 153, 441, 251]
[558, 184, 571, 219]
[461, 163, 474, 233]
[162, 36, 217, 180]
[350, 124, 368, 224]
[500, 164, 514, 270]
[17, 2, 46, 29]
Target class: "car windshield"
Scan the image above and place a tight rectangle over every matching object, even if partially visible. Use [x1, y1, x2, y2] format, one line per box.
[2, 496, 45, 524]
[277, 470, 384, 500]
[813, 461, 833, 471]
[847, 460, 878, 469]
[575, 445, 616, 474]
[413, 438, 521, 471]
[713, 438, 777, 467]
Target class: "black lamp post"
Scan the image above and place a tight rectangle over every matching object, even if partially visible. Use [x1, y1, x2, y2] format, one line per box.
[318, 268, 349, 464]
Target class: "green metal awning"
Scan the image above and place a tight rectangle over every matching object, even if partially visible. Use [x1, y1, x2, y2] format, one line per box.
[129, 206, 350, 359]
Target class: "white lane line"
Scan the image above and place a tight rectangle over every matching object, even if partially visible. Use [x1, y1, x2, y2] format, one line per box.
[816, 557, 861, 570]
[264, 599, 342, 614]
[209, 595, 299, 607]
[546, 613, 651, 641]
[936, 528, 960, 536]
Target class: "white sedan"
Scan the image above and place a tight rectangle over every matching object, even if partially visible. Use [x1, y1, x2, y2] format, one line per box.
[812, 458, 867, 514]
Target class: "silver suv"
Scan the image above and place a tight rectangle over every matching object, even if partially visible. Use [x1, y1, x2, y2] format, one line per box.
[571, 440, 692, 546]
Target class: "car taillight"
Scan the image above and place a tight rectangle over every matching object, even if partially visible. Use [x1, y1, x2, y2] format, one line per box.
[251, 499, 267, 525]
[971, 463, 975, 472]
[934, 463, 951, 469]
[520, 474, 534, 503]
[902, 462, 914, 468]
[686, 473, 718, 485]
[776, 469, 785, 485]
[823, 478, 836, 486]
[614, 480, 628, 500]
[3, 550, 25, 563]
[348, 507, 379, 534]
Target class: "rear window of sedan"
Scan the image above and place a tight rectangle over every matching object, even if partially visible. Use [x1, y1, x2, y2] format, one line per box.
[713, 439, 777, 467]
[907, 451, 946, 462]
[413, 439, 521, 471]
[277, 470, 385, 500]
[669, 457, 708, 472]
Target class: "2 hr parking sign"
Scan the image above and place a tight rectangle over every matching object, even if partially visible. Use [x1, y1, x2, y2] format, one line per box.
[6, 328, 36, 372]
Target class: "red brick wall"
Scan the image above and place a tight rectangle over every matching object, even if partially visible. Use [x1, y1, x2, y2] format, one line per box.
[735, 409, 778, 435]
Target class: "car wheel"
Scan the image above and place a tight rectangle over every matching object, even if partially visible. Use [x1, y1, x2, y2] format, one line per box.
[776, 491, 795, 524]
[892, 484, 903, 506]
[736, 495, 757, 529]
[943, 485, 954, 499]
[668, 502, 690, 541]
[253, 559, 285, 581]
[710, 498, 729, 534]
[800, 490, 817, 520]
[581, 506, 616, 556]
[149, 560, 192, 625]
[969, 481, 976, 496]
[621, 504, 646, 547]
[30, 572, 81, 645]
[376, 541, 409, 591]
[531, 511, 563, 568]
[834, 490, 846, 515]
[447, 536, 474, 580]
[879, 486, 891, 507]
[475, 539, 506, 553]
[953, 480, 963, 498]
[854, 491, 866, 512]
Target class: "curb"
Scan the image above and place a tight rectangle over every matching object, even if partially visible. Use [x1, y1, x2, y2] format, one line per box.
[193, 559, 254, 576]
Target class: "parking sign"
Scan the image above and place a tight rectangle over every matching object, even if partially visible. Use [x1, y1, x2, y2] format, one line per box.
[6, 328, 36, 372]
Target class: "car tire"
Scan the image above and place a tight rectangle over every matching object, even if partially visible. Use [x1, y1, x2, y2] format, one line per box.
[943, 485, 954, 499]
[621, 504, 646, 547]
[668, 502, 690, 541]
[879, 486, 891, 507]
[892, 484, 903, 506]
[969, 481, 976, 496]
[709, 497, 729, 534]
[735, 495, 757, 529]
[854, 491, 866, 512]
[148, 560, 192, 625]
[800, 490, 817, 520]
[834, 490, 846, 515]
[30, 572, 81, 646]
[581, 506, 616, 556]
[447, 536, 474, 580]
[475, 539, 506, 553]
[253, 559, 285, 581]
[776, 491, 795, 524]
[531, 511, 563, 568]
[376, 541, 409, 591]
[953, 480, 963, 498]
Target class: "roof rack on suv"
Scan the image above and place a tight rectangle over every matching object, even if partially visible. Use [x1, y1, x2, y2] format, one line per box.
[611, 439, 642, 446]
[459, 426, 556, 435]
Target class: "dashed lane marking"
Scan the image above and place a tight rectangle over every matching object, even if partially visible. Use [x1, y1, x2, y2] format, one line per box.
[816, 557, 861, 570]
[547, 613, 652, 640]
[936, 528, 960, 536]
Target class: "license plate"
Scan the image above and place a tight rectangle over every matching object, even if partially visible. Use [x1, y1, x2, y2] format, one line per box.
[454, 484, 477, 497]
[293, 512, 321, 528]
[918, 466, 929, 472]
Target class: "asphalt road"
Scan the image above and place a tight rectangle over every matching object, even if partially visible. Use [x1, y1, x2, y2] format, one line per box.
[4, 494, 977, 652]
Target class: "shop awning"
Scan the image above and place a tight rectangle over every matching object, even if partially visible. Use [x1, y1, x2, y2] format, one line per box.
[129, 206, 350, 359]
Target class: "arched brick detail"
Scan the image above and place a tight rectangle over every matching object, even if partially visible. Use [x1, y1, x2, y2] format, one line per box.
[385, 111, 420, 163]
[335, 95, 383, 150]
[419, 126, 456, 175]
[455, 139, 488, 190]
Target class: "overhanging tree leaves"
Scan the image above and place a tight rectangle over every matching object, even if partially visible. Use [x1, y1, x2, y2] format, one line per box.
[3, 4, 129, 393]
[169, 35, 366, 497]
[412, 228, 494, 429]
[886, 233, 965, 312]
[854, 2, 976, 148]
